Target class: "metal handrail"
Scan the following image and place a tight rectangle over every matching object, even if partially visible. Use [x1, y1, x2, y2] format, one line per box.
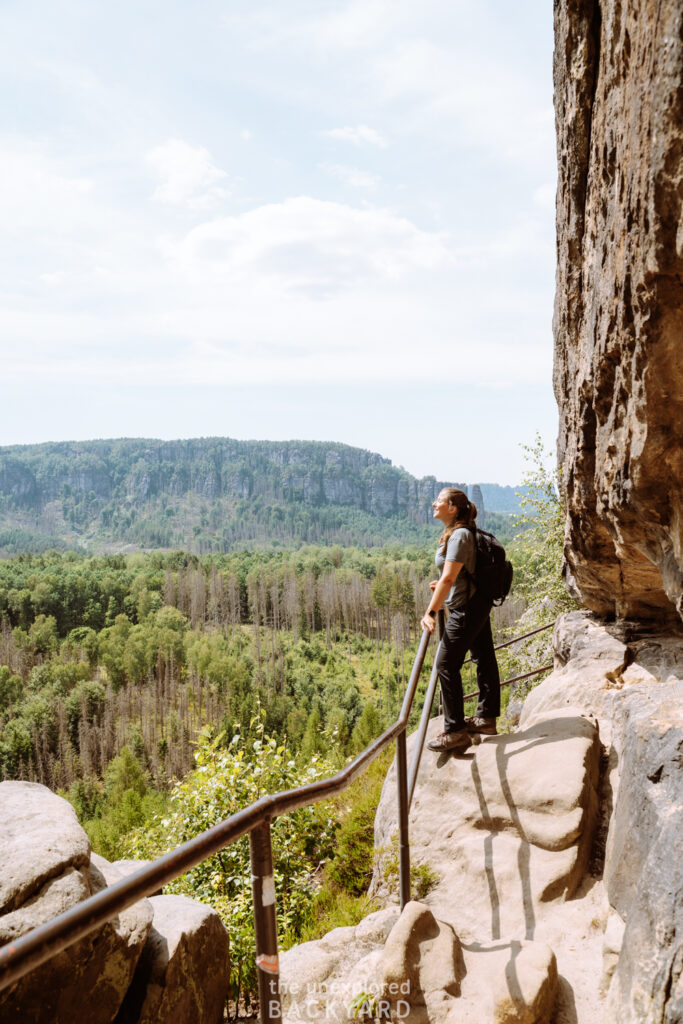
[461, 620, 555, 699]
[491, 621, 555, 649]
[0, 616, 556, 1019]
[464, 663, 554, 702]
[462, 620, 554, 666]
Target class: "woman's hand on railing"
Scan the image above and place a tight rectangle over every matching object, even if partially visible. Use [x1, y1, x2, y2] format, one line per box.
[420, 613, 436, 635]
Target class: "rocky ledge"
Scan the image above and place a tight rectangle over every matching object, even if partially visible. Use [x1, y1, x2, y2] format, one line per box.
[522, 611, 683, 1022]
[281, 703, 601, 1024]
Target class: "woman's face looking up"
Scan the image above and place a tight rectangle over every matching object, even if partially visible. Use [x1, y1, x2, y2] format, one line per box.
[432, 490, 455, 524]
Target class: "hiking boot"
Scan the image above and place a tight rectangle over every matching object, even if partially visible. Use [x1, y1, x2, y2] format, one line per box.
[426, 729, 471, 753]
[465, 716, 497, 735]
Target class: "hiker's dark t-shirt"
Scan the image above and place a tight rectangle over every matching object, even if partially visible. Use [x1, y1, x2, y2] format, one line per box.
[435, 528, 476, 610]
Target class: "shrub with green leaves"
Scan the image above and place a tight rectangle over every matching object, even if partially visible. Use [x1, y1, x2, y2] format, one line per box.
[510, 434, 578, 614]
[124, 724, 339, 1006]
[67, 746, 169, 860]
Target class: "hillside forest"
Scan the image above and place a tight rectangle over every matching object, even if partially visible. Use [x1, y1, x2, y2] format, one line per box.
[0, 437, 525, 555]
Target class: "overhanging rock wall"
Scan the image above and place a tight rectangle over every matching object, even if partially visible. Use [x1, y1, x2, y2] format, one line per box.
[553, 0, 683, 621]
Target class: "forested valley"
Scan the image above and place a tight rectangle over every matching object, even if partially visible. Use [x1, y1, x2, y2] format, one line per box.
[0, 440, 564, 1008]
[0, 545, 444, 790]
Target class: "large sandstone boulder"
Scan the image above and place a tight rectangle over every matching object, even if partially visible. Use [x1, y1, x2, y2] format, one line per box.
[378, 900, 463, 1007]
[111, 860, 163, 897]
[115, 894, 230, 1024]
[490, 942, 558, 1024]
[279, 908, 400, 1022]
[553, 0, 683, 622]
[280, 902, 558, 1024]
[520, 611, 678, 743]
[0, 781, 90, 913]
[602, 686, 683, 1022]
[371, 710, 601, 942]
[0, 785, 152, 1024]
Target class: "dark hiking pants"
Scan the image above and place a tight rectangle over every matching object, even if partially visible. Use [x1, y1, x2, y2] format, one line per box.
[434, 591, 501, 732]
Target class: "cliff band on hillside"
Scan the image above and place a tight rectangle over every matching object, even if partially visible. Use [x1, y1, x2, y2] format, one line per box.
[0, 438, 520, 553]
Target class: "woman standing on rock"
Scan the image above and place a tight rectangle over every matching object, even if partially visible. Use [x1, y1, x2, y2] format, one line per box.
[420, 488, 500, 752]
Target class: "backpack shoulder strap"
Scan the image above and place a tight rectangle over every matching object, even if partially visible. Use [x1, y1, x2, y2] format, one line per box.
[461, 524, 478, 600]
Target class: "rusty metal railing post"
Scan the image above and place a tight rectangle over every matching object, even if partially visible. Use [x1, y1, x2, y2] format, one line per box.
[250, 820, 281, 1024]
[407, 660, 439, 807]
[394, 625, 431, 911]
[396, 728, 410, 909]
[437, 610, 445, 716]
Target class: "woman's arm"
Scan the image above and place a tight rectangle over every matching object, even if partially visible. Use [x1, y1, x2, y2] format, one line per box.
[420, 561, 463, 634]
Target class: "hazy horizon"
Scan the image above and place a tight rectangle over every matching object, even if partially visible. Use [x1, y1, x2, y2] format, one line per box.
[1, 0, 557, 486]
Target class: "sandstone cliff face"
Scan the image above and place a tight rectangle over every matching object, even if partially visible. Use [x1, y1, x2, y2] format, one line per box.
[553, 0, 683, 621]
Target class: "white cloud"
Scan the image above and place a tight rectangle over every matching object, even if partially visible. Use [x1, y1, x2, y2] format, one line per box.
[224, 0, 448, 54]
[145, 139, 229, 209]
[166, 196, 449, 297]
[322, 125, 387, 148]
[318, 162, 379, 190]
[0, 153, 552, 392]
[224, 5, 552, 174]
[297, 0, 419, 50]
[0, 142, 94, 232]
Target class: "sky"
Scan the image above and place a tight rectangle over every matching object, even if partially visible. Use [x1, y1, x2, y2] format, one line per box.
[0, 0, 558, 486]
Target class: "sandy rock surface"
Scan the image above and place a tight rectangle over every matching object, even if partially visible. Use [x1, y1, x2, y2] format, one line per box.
[524, 613, 683, 1021]
[280, 908, 400, 1021]
[602, 686, 683, 1022]
[281, 701, 602, 1024]
[281, 901, 559, 1024]
[378, 901, 462, 1006]
[372, 709, 600, 941]
[0, 781, 90, 914]
[281, 613, 683, 1022]
[111, 859, 163, 896]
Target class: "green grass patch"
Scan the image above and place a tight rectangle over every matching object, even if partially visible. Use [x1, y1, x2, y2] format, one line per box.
[291, 889, 381, 945]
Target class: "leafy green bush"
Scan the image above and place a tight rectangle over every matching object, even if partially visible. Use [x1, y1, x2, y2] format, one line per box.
[0, 666, 22, 712]
[380, 833, 440, 901]
[290, 751, 391, 946]
[124, 725, 339, 1006]
[510, 434, 578, 614]
[327, 753, 388, 895]
[294, 889, 381, 947]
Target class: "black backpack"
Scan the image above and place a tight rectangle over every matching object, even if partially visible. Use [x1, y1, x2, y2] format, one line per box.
[467, 525, 513, 606]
